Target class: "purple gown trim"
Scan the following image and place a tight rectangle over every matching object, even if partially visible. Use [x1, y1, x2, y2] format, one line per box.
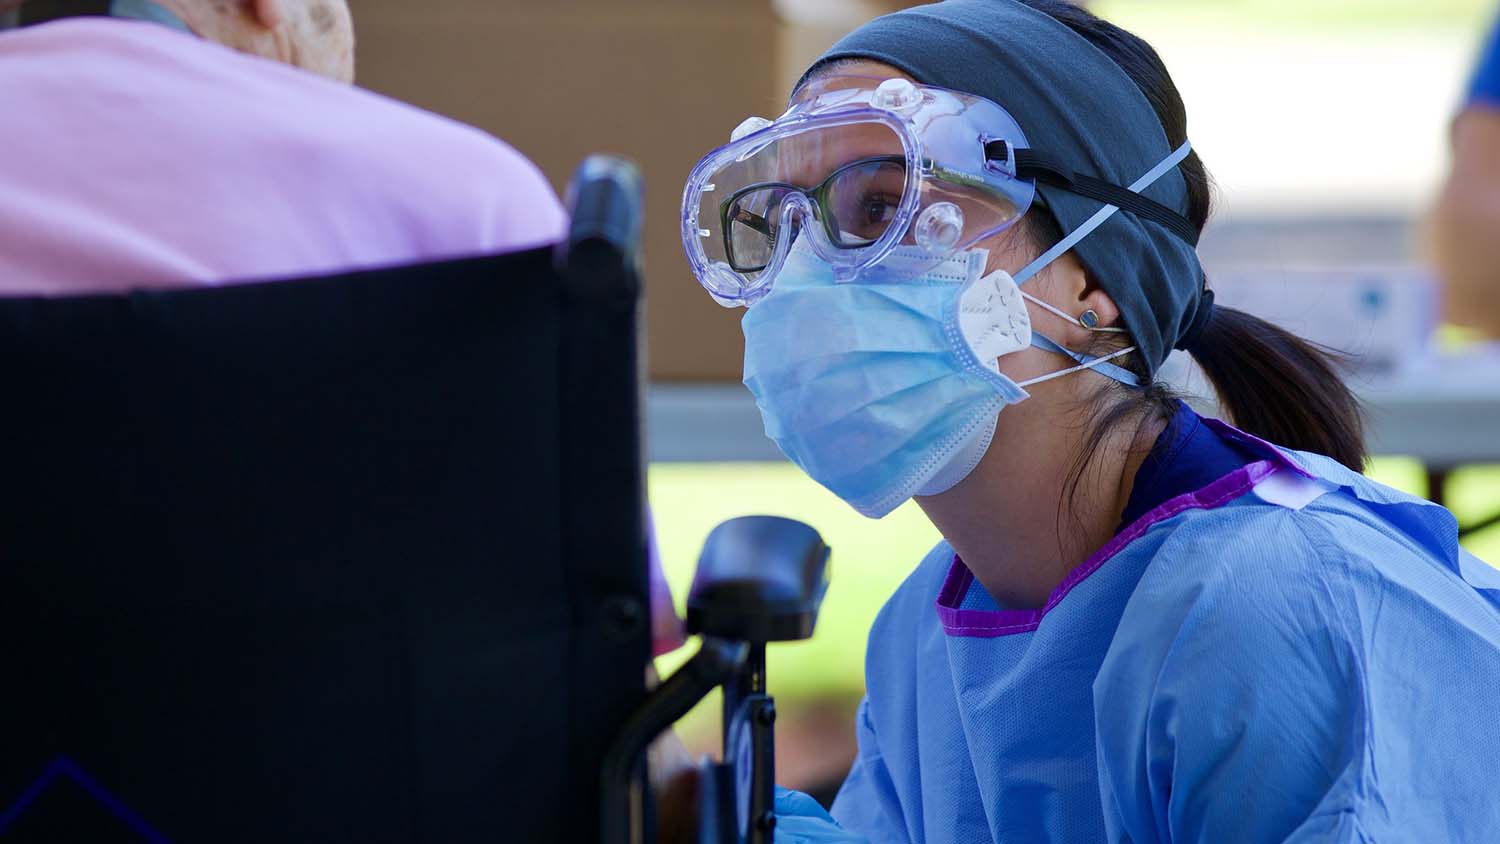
[936, 419, 1313, 637]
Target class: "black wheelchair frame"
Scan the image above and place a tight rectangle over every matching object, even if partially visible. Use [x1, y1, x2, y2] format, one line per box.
[574, 157, 833, 844]
[0, 155, 832, 844]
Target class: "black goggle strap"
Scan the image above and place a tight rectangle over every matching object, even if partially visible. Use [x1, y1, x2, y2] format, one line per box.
[985, 140, 1199, 246]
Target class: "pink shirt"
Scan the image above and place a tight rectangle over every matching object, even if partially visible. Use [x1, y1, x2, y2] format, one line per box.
[0, 17, 566, 293]
[0, 17, 685, 656]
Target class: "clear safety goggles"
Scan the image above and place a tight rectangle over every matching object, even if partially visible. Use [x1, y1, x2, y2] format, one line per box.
[681, 75, 1038, 306]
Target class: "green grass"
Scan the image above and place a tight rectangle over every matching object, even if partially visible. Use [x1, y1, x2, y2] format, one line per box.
[648, 462, 940, 702]
[1091, 0, 1492, 33]
[651, 458, 1500, 705]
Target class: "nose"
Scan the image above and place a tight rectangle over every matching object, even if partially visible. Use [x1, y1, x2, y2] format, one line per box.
[777, 193, 816, 239]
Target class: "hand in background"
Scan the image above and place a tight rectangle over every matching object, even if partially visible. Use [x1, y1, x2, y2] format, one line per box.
[649, 726, 699, 844]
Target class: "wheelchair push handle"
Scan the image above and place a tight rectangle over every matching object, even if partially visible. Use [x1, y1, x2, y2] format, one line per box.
[559, 154, 645, 281]
[603, 516, 831, 844]
[686, 516, 831, 644]
[689, 516, 830, 844]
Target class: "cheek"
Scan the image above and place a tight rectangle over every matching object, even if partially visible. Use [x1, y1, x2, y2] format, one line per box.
[994, 344, 1054, 385]
[974, 225, 1035, 278]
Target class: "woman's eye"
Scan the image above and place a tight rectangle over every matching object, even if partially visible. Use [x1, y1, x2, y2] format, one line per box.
[862, 195, 899, 225]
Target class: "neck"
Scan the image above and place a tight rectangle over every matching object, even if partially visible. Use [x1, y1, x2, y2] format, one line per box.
[917, 386, 1165, 610]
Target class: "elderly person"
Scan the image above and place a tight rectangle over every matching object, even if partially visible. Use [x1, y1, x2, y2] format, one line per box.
[1, 0, 687, 657]
[0, 0, 566, 293]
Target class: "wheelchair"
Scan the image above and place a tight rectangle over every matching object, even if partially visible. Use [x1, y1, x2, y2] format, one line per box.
[0, 156, 830, 843]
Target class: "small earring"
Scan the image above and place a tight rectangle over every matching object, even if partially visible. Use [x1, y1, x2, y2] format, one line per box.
[1079, 309, 1101, 329]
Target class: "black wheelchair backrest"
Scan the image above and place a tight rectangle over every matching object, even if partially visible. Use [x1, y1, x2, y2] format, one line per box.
[0, 159, 650, 843]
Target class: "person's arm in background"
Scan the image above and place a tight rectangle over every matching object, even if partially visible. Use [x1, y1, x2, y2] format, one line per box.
[1427, 14, 1500, 338]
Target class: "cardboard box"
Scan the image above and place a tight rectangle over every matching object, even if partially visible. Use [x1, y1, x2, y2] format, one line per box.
[354, 1, 914, 381]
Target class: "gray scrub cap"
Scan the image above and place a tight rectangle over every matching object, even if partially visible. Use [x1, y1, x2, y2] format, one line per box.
[803, 0, 1209, 376]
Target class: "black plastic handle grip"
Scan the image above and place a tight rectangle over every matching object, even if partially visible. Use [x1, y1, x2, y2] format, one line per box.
[686, 516, 831, 643]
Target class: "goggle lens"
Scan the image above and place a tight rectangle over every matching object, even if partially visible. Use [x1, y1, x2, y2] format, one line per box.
[722, 157, 909, 272]
[822, 157, 906, 248]
[724, 185, 795, 273]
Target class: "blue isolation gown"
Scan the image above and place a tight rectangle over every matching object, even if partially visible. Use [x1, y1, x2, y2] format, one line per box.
[796, 406, 1500, 843]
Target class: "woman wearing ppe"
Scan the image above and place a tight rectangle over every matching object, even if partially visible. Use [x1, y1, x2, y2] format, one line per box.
[680, 1, 1500, 842]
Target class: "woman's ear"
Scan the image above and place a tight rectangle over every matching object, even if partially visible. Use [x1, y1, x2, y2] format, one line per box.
[1076, 277, 1123, 334]
[1027, 252, 1122, 348]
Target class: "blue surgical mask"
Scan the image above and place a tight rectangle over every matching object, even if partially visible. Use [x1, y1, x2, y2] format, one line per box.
[742, 240, 1139, 518]
[743, 244, 1012, 516]
[737, 139, 1189, 518]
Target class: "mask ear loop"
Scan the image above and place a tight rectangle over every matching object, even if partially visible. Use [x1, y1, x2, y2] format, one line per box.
[1017, 292, 1128, 334]
[1021, 332, 1140, 387]
[991, 139, 1195, 382]
[1017, 345, 1138, 388]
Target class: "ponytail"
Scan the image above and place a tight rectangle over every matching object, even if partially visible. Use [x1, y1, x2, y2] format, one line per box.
[1188, 307, 1366, 470]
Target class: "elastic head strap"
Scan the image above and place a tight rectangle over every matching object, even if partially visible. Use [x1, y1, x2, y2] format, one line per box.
[1010, 150, 1199, 246]
[1012, 139, 1195, 287]
[987, 140, 1199, 246]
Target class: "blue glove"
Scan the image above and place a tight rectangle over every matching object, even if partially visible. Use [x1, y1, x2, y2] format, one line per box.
[773, 787, 869, 844]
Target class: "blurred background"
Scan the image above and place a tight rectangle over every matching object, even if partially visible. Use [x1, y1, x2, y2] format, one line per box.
[353, 0, 1500, 804]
